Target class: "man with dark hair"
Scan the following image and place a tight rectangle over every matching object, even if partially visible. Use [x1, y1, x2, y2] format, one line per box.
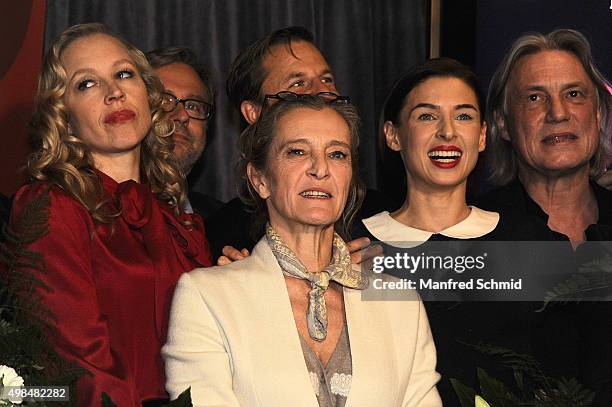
[147, 47, 222, 217]
[225, 26, 334, 125]
[206, 26, 394, 261]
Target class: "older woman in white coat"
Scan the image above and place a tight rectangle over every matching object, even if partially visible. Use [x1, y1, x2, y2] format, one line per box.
[162, 93, 441, 407]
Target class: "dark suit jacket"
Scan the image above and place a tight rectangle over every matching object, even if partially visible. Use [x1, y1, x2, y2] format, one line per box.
[187, 190, 223, 220]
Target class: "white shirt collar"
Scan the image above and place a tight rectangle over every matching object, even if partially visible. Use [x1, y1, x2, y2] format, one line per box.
[362, 206, 500, 248]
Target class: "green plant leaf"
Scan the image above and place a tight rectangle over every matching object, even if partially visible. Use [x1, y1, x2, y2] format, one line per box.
[101, 392, 117, 407]
[478, 367, 519, 407]
[512, 369, 525, 398]
[462, 341, 551, 388]
[0, 186, 84, 406]
[540, 254, 612, 311]
[450, 378, 477, 407]
[546, 377, 595, 406]
[167, 387, 192, 406]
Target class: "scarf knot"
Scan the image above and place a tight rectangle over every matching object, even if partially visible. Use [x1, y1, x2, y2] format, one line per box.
[266, 224, 367, 341]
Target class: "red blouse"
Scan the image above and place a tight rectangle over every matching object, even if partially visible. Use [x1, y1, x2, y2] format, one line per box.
[9, 172, 212, 406]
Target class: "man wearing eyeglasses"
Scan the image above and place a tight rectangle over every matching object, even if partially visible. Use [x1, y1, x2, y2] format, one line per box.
[147, 47, 222, 217]
[207, 26, 393, 263]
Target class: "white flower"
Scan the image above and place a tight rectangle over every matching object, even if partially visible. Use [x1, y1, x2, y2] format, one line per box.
[0, 366, 23, 388]
[0, 365, 24, 405]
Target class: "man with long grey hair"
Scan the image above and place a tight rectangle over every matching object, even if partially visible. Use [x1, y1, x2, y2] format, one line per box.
[479, 29, 612, 241]
[477, 29, 612, 405]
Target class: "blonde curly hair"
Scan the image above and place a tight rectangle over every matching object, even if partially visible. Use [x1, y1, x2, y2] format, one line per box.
[28, 22, 186, 223]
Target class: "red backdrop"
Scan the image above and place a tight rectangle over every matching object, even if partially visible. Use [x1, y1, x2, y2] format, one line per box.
[0, 1, 46, 195]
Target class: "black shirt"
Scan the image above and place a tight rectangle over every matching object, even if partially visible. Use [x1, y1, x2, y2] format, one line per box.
[475, 179, 612, 407]
[475, 179, 612, 240]
[358, 207, 553, 406]
[188, 190, 223, 220]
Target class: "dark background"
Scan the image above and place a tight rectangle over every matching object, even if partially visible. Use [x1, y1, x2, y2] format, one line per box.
[474, 0, 612, 96]
[441, 0, 612, 92]
[0, 1, 45, 196]
[44, 0, 429, 202]
[2, 1, 610, 201]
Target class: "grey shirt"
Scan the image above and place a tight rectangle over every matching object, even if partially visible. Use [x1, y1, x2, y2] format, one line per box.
[298, 324, 352, 407]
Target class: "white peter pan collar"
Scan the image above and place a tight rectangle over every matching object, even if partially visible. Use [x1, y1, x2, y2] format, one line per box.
[362, 206, 500, 248]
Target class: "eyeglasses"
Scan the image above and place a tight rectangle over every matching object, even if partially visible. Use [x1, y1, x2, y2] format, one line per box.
[264, 91, 350, 105]
[161, 92, 213, 120]
[251, 91, 352, 137]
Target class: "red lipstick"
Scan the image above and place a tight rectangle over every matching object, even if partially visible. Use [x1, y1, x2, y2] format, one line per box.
[104, 109, 135, 124]
[427, 145, 462, 169]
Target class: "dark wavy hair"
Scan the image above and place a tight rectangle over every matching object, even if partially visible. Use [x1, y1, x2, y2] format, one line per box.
[237, 95, 365, 241]
[380, 57, 484, 155]
[226, 26, 315, 109]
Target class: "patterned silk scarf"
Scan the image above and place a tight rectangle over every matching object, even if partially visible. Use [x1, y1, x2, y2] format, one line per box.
[266, 224, 368, 341]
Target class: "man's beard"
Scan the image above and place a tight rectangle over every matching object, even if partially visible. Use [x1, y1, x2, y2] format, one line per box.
[172, 121, 206, 175]
[176, 147, 200, 174]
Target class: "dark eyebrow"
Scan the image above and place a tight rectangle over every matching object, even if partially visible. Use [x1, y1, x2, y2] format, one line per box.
[328, 140, 350, 149]
[455, 104, 478, 111]
[409, 103, 439, 115]
[283, 72, 306, 83]
[409, 102, 479, 116]
[561, 81, 590, 91]
[523, 85, 547, 93]
[277, 138, 350, 150]
[283, 68, 334, 84]
[524, 81, 589, 93]
[277, 137, 310, 150]
[164, 89, 207, 102]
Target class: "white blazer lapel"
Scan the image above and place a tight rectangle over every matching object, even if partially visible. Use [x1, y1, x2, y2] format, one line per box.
[343, 287, 400, 406]
[245, 239, 320, 406]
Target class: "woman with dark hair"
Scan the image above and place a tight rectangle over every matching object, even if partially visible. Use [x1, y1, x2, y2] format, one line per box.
[8, 23, 211, 406]
[363, 57, 495, 242]
[357, 58, 533, 405]
[163, 94, 441, 406]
